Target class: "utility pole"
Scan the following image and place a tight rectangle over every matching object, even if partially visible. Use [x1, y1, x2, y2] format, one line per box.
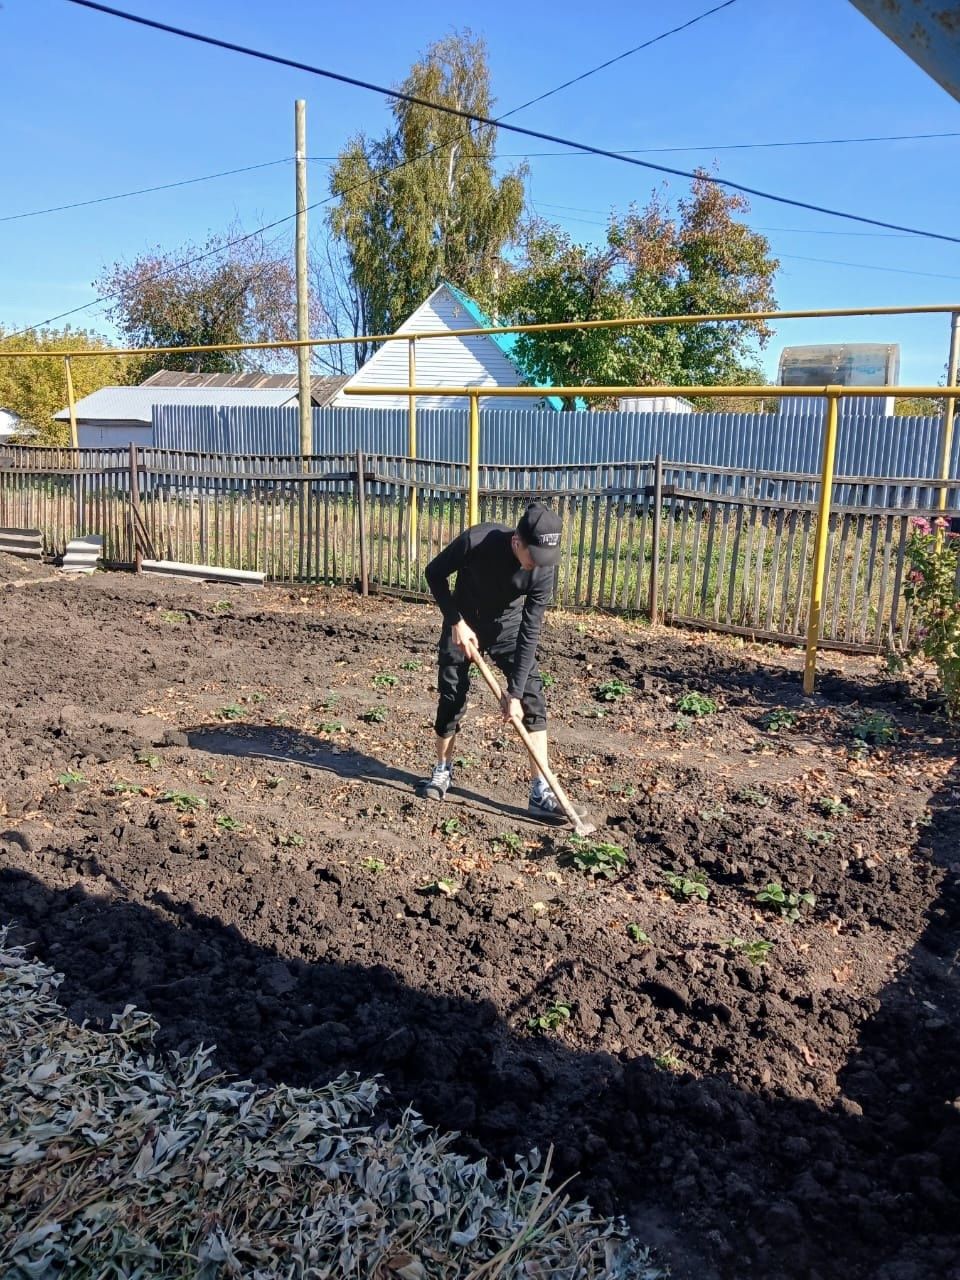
[295, 99, 311, 456]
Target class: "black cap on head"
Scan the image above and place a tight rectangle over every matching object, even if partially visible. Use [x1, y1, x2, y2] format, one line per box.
[517, 502, 563, 567]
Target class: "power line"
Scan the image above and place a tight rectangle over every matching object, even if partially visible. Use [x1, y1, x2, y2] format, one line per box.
[527, 202, 960, 282]
[534, 199, 918, 237]
[8, 6, 741, 333]
[65, 0, 960, 246]
[5, 201, 327, 338]
[0, 158, 293, 224]
[495, 129, 960, 157]
[778, 252, 960, 283]
[1, 7, 733, 228]
[503, 1, 739, 117]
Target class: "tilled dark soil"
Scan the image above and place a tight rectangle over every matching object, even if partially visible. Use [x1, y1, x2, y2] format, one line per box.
[1, 558, 959, 1280]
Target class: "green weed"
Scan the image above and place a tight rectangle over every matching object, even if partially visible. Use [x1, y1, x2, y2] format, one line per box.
[372, 673, 399, 690]
[57, 770, 85, 787]
[107, 781, 143, 795]
[215, 815, 242, 832]
[400, 659, 423, 672]
[439, 817, 462, 837]
[761, 708, 799, 732]
[818, 796, 850, 818]
[563, 836, 628, 879]
[724, 937, 774, 966]
[159, 610, 187, 624]
[277, 832, 305, 848]
[755, 882, 816, 922]
[663, 869, 711, 901]
[494, 831, 524, 853]
[360, 705, 388, 724]
[607, 782, 637, 798]
[699, 804, 726, 821]
[805, 828, 834, 846]
[654, 1051, 682, 1072]
[361, 857, 386, 873]
[676, 692, 717, 717]
[736, 787, 770, 807]
[160, 792, 207, 814]
[135, 751, 161, 771]
[541, 672, 556, 689]
[527, 1001, 571, 1033]
[317, 721, 344, 734]
[217, 704, 245, 721]
[626, 924, 650, 945]
[596, 678, 629, 702]
[852, 710, 898, 747]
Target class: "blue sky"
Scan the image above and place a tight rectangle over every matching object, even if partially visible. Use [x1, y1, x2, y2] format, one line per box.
[3, 0, 960, 385]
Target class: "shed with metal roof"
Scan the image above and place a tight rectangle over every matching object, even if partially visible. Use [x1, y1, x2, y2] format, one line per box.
[54, 385, 312, 448]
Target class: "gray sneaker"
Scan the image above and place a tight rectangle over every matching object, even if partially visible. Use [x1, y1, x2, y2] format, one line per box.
[528, 784, 587, 824]
[421, 762, 453, 801]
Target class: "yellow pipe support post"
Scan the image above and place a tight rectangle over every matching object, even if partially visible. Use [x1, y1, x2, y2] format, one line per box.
[468, 393, 480, 527]
[937, 311, 960, 514]
[64, 357, 78, 450]
[408, 338, 418, 560]
[803, 389, 841, 695]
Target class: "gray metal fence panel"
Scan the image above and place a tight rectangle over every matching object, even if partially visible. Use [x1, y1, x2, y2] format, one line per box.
[153, 402, 960, 484]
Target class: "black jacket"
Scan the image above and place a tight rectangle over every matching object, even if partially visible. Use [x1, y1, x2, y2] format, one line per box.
[424, 523, 554, 697]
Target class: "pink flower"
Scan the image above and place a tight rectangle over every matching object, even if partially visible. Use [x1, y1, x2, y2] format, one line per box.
[908, 570, 924, 583]
[933, 516, 950, 530]
[911, 517, 931, 533]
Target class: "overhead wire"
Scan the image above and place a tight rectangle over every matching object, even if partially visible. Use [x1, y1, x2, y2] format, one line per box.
[527, 203, 960, 281]
[10, 3, 739, 335]
[494, 129, 960, 157]
[0, 158, 294, 224]
[64, 0, 960, 245]
[499, 0, 739, 116]
[0, 6, 737, 225]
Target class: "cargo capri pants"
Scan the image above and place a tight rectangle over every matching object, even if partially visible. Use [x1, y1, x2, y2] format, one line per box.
[434, 624, 547, 738]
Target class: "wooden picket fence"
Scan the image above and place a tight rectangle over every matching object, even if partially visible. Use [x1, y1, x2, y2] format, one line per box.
[2, 443, 958, 652]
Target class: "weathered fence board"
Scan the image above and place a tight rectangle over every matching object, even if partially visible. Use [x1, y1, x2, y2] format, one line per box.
[3, 443, 958, 652]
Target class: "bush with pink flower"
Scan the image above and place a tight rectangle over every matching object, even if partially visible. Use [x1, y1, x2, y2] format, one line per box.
[902, 515, 960, 717]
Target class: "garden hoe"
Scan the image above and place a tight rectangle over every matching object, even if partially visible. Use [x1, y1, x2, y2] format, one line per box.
[465, 643, 597, 837]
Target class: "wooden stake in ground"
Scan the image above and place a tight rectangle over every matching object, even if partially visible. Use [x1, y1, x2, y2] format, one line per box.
[465, 644, 596, 837]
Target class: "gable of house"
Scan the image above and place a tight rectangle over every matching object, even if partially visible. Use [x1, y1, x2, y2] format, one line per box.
[333, 283, 561, 411]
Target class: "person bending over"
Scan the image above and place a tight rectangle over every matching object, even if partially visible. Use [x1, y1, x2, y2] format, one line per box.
[421, 501, 575, 822]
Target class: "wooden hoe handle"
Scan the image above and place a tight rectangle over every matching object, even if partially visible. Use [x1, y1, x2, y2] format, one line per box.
[465, 643, 593, 837]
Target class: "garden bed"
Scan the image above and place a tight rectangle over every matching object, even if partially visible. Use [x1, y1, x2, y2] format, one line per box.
[1, 560, 958, 1279]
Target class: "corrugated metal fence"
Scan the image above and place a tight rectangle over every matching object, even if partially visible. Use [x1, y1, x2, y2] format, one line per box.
[154, 402, 960, 501]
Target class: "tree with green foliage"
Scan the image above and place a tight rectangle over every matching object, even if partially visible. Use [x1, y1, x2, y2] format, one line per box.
[0, 326, 132, 444]
[501, 175, 778, 408]
[95, 229, 302, 380]
[328, 32, 525, 342]
[894, 395, 942, 416]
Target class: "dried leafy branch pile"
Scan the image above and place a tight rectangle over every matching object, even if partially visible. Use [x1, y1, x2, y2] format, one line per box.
[0, 932, 662, 1279]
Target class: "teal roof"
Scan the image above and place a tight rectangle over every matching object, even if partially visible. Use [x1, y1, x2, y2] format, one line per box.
[441, 280, 578, 412]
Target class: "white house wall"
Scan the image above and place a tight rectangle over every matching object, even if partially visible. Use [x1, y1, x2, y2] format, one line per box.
[333, 285, 540, 410]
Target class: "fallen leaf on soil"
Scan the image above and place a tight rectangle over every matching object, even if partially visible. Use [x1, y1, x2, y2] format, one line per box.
[832, 965, 853, 985]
